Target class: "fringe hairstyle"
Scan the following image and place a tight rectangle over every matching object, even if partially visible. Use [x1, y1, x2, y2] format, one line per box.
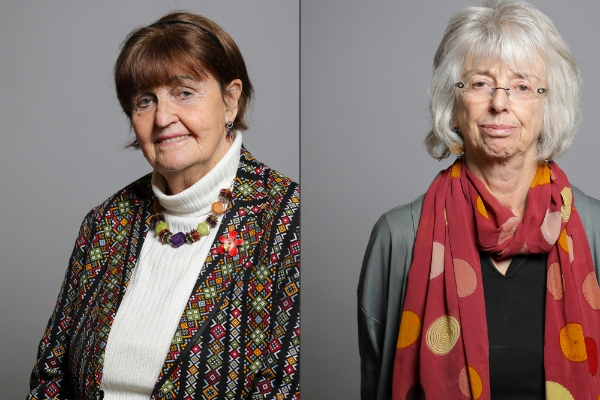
[425, 0, 581, 161]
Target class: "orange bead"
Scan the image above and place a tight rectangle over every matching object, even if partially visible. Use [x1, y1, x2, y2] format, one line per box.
[212, 201, 226, 214]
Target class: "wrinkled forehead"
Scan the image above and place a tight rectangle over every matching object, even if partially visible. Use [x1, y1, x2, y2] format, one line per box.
[461, 56, 546, 85]
[461, 59, 546, 84]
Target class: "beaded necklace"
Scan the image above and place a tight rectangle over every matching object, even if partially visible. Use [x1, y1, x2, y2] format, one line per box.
[149, 184, 234, 248]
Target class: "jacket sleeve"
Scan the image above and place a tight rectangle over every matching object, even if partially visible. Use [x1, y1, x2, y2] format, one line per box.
[358, 214, 395, 400]
[357, 198, 421, 400]
[28, 209, 96, 400]
[249, 183, 300, 400]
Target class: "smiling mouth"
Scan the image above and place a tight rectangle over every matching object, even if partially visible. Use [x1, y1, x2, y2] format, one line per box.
[157, 135, 190, 144]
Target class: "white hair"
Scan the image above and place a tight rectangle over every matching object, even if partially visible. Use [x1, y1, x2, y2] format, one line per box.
[425, 0, 581, 160]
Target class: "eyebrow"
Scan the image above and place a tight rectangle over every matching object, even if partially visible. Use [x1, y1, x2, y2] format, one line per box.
[466, 70, 539, 81]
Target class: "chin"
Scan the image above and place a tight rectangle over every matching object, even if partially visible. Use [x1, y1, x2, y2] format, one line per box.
[156, 154, 202, 173]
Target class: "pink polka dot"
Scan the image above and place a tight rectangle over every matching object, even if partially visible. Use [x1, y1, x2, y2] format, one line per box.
[458, 366, 483, 399]
[547, 262, 564, 300]
[458, 367, 470, 398]
[498, 217, 520, 244]
[518, 242, 528, 254]
[541, 210, 562, 245]
[454, 258, 477, 297]
[430, 242, 444, 279]
[583, 272, 600, 310]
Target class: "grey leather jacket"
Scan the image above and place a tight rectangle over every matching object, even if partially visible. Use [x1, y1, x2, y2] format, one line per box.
[357, 186, 600, 400]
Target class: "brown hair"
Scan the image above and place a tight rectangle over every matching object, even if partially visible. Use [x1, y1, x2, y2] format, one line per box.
[114, 12, 254, 148]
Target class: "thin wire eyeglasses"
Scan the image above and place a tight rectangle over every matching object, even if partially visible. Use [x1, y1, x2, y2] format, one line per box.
[455, 81, 547, 102]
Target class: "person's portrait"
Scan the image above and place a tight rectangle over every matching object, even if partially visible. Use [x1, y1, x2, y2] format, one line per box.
[303, 0, 600, 399]
[0, 2, 298, 398]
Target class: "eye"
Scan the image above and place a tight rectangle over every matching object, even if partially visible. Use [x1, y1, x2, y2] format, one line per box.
[176, 88, 195, 99]
[471, 81, 490, 90]
[135, 96, 154, 110]
[514, 84, 531, 92]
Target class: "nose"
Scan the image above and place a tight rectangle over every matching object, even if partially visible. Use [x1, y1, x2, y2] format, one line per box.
[490, 87, 510, 113]
[154, 97, 179, 127]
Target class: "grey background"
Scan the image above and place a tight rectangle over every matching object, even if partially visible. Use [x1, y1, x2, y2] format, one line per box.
[302, 1, 600, 399]
[0, 1, 298, 397]
[4, 0, 600, 398]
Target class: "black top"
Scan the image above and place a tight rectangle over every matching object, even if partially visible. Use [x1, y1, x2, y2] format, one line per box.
[481, 253, 547, 399]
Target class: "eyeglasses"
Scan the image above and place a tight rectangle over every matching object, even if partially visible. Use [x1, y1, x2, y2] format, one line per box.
[455, 81, 547, 102]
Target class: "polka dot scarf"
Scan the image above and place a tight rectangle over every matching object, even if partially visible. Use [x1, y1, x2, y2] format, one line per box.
[392, 161, 600, 399]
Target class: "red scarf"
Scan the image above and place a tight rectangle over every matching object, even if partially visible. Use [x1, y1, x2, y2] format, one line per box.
[392, 161, 600, 399]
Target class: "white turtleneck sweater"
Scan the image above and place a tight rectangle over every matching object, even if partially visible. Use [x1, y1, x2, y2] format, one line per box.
[101, 134, 242, 399]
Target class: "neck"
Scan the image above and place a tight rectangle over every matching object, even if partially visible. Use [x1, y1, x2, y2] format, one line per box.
[465, 155, 538, 219]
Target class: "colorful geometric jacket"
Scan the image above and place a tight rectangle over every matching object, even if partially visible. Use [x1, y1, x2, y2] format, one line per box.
[28, 148, 300, 400]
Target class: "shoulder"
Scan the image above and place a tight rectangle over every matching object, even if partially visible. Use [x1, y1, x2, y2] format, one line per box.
[572, 185, 600, 267]
[573, 185, 600, 215]
[369, 194, 424, 247]
[572, 185, 600, 235]
[359, 194, 424, 303]
[237, 147, 300, 209]
[87, 174, 153, 223]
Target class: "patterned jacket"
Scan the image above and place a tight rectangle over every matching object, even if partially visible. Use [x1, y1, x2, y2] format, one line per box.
[28, 148, 300, 400]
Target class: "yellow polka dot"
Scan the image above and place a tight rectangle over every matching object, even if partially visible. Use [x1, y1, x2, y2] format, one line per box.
[561, 187, 573, 223]
[451, 162, 461, 178]
[476, 196, 488, 219]
[558, 228, 569, 254]
[559, 323, 587, 362]
[545, 381, 574, 399]
[530, 163, 551, 188]
[468, 366, 483, 400]
[397, 311, 421, 349]
[426, 315, 460, 355]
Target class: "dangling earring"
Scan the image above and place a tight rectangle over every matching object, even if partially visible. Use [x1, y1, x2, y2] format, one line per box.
[449, 141, 464, 156]
[226, 121, 234, 139]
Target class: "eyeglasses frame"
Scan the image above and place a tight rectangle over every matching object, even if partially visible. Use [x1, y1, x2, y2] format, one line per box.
[455, 82, 547, 102]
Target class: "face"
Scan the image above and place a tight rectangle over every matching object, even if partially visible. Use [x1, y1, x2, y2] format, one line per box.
[455, 63, 546, 168]
[131, 73, 242, 190]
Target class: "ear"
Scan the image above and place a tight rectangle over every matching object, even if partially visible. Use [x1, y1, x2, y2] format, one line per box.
[224, 79, 243, 122]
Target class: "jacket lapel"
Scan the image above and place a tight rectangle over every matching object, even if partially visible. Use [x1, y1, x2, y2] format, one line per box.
[153, 149, 263, 394]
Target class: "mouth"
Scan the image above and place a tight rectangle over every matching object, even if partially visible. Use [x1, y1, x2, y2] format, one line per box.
[480, 125, 517, 136]
[156, 134, 191, 144]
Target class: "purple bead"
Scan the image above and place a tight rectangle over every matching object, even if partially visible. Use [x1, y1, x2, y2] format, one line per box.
[170, 232, 186, 248]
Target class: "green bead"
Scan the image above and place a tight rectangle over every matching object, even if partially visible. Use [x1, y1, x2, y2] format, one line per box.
[155, 221, 169, 234]
[197, 221, 210, 236]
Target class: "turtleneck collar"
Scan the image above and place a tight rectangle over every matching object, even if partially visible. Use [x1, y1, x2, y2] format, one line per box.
[151, 132, 242, 217]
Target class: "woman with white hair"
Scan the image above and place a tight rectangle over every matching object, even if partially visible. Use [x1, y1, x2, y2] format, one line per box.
[358, 1, 600, 399]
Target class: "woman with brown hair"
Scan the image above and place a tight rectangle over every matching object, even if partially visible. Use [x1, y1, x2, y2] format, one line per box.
[28, 12, 299, 400]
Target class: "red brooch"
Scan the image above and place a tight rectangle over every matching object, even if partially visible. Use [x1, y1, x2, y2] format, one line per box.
[218, 231, 244, 256]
